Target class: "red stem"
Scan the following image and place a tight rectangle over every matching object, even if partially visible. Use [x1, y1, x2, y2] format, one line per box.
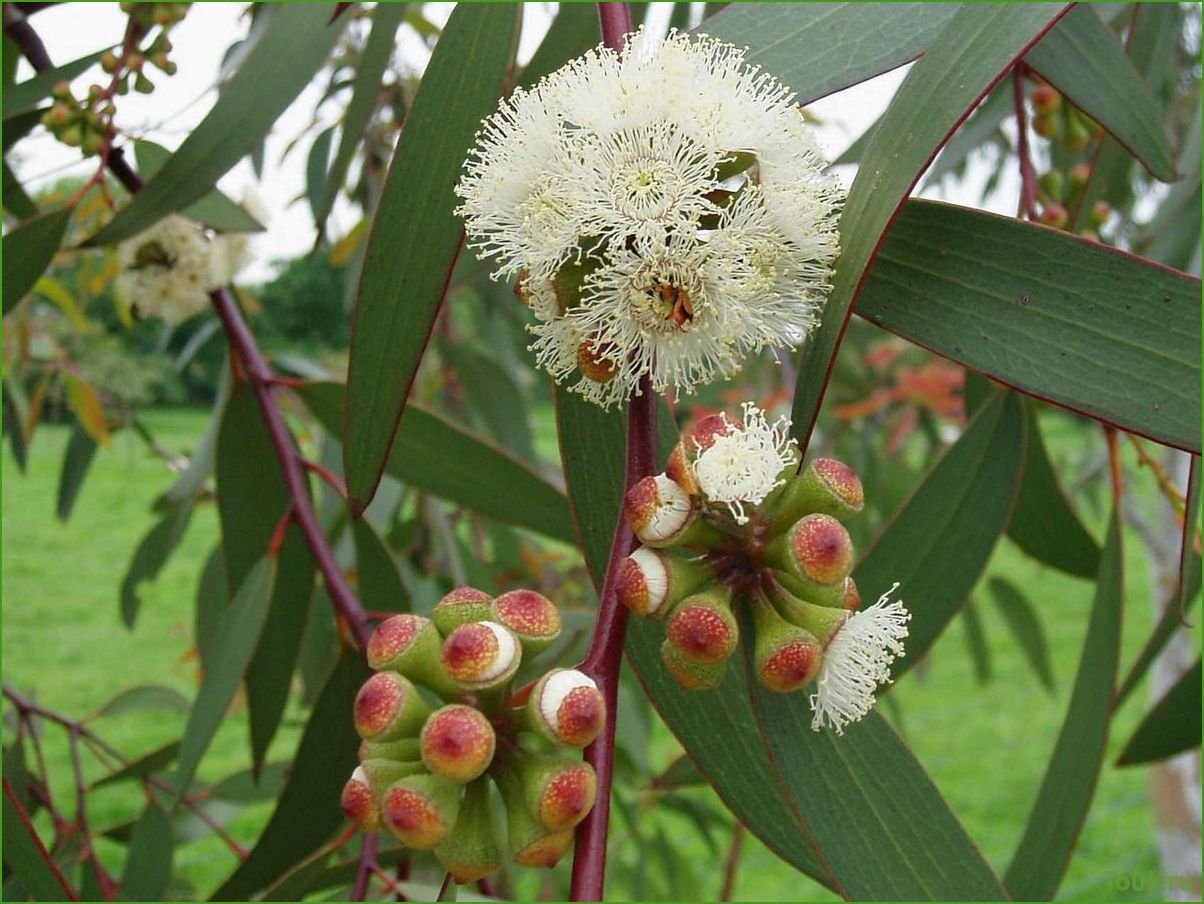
[3, 777, 80, 901]
[1012, 65, 1038, 219]
[351, 832, 378, 902]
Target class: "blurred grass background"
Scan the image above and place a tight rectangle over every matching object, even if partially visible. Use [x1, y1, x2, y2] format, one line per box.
[1, 407, 1182, 901]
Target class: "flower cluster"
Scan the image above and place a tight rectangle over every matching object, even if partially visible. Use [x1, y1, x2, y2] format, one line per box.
[456, 27, 840, 408]
[616, 404, 910, 734]
[115, 214, 248, 324]
[341, 588, 606, 882]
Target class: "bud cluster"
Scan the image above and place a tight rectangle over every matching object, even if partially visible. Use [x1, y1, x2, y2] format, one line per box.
[617, 404, 910, 734]
[341, 589, 607, 882]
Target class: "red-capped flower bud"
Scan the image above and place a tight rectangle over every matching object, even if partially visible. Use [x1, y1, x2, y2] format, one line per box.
[839, 576, 862, 611]
[768, 457, 864, 528]
[665, 414, 732, 496]
[1032, 83, 1061, 114]
[1090, 200, 1111, 227]
[525, 668, 606, 748]
[1039, 203, 1069, 229]
[420, 705, 497, 783]
[765, 513, 853, 595]
[354, 671, 432, 741]
[624, 473, 696, 547]
[367, 614, 460, 697]
[432, 586, 493, 636]
[661, 639, 727, 690]
[491, 589, 561, 654]
[1064, 112, 1091, 152]
[435, 778, 503, 884]
[358, 737, 421, 762]
[577, 334, 620, 383]
[341, 767, 380, 831]
[664, 587, 737, 665]
[359, 757, 425, 793]
[382, 773, 465, 851]
[441, 621, 521, 691]
[750, 590, 823, 694]
[510, 751, 598, 832]
[1032, 113, 1059, 139]
[615, 547, 714, 619]
[494, 761, 578, 868]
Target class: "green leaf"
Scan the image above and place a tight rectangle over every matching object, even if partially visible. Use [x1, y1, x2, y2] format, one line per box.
[1117, 659, 1202, 766]
[3, 779, 76, 902]
[961, 603, 992, 685]
[1, 49, 108, 119]
[305, 125, 334, 225]
[119, 802, 173, 901]
[922, 82, 1012, 187]
[517, 0, 599, 89]
[194, 546, 229, 671]
[298, 382, 576, 544]
[791, 4, 1070, 443]
[1004, 508, 1124, 900]
[212, 650, 369, 901]
[133, 140, 264, 233]
[216, 383, 316, 774]
[2, 159, 37, 219]
[702, 3, 959, 106]
[439, 340, 535, 460]
[86, 4, 346, 246]
[1006, 401, 1100, 579]
[92, 741, 180, 790]
[351, 517, 410, 613]
[1025, 4, 1175, 181]
[208, 761, 290, 804]
[55, 424, 97, 523]
[315, 0, 404, 232]
[90, 684, 189, 720]
[120, 500, 193, 628]
[856, 200, 1202, 453]
[856, 391, 1026, 679]
[173, 556, 276, 805]
[343, 3, 519, 513]
[2, 207, 71, 314]
[988, 577, 1055, 692]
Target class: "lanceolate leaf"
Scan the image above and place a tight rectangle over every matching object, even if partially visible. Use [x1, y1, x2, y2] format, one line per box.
[1004, 508, 1124, 901]
[87, 4, 346, 246]
[1025, 4, 1175, 181]
[299, 382, 576, 544]
[90, 684, 189, 720]
[3, 159, 37, 219]
[856, 391, 1026, 679]
[350, 517, 410, 613]
[315, 0, 404, 232]
[1, 49, 107, 119]
[120, 500, 193, 628]
[343, 3, 519, 514]
[790, 4, 1070, 446]
[1116, 659, 1202, 766]
[212, 651, 368, 901]
[55, 425, 97, 523]
[118, 802, 173, 902]
[857, 200, 1202, 453]
[305, 126, 335, 224]
[173, 556, 276, 805]
[133, 140, 264, 233]
[92, 741, 181, 790]
[2, 207, 71, 314]
[989, 577, 1056, 692]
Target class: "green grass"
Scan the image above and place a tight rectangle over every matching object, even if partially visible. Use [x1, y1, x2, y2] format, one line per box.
[1, 407, 1184, 901]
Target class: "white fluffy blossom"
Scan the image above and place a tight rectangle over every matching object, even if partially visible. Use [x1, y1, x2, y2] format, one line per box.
[115, 214, 247, 325]
[810, 583, 911, 734]
[456, 27, 840, 407]
[691, 402, 797, 524]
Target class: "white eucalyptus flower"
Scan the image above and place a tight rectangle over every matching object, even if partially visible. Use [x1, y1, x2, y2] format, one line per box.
[456, 27, 840, 407]
[810, 583, 911, 734]
[690, 402, 797, 525]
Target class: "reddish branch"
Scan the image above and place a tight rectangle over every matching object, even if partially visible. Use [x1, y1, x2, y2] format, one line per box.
[1011, 64, 1038, 220]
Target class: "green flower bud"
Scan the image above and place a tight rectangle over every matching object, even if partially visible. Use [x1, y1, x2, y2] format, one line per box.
[441, 621, 521, 692]
[358, 737, 421, 762]
[661, 638, 727, 690]
[1031, 83, 1061, 115]
[366, 614, 459, 697]
[51, 80, 73, 101]
[1032, 113, 1059, 139]
[432, 586, 493, 635]
[615, 546, 714, 619]
[502, 747, 598, 832]
[493, 760, 577, 868]
[134, 72, 155, 94]
[420, 704, 497, 783]
[436, 777, 503, 884]
[382, 773, 465, 851]
[353, 671, 432, 741]
[340, 767, 380, 831]
[59, 124, 83, 147]
[1063, 113, 1090, 152]
[767, 457, 864, 528]
[491, 589, 562, 654]
[749, 588, 822, 693]
[1037, 169, 1064, 204]
[664, 585, 738, 665]
[764, 513, 854, 595]
[523, 668, 606, 748]
[1039, 203, 1069, 229]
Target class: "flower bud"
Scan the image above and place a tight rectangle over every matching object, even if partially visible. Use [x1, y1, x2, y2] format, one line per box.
[767, 458, 864, 527]
[383, 774, 465, 851]
[353, 671, 432, 741]
[358, 737, 421, 762]
[525, 668, 606, 748]
[1090, 200, 1111, 227]
[664, 586, 737, 665]
[1063, 112, 1091, 152]
[494, 761, 577, 868]
[764, 578, 848, 645]
[577, 334, 619, 383]
[615, 547, 714, 619]
[420, 705, 497, 783]
[432, 586, 493, 636]
[81, 129, 105, 157]
[661, 639, 727, 690]
[51, 80, 72, 101]
[1032, 84, 1061, 114]
[491, 589, 561, 654]
[624, 473, 696, 547]
[1032, 113, 1059, 139]
[1068, 162, 1090, 190]
[366, 614, 457, 696]
[665, 414, 732, 496]
[750, 590, 823, 693]
[341, 767, 380, 831]
[436, 778, 503, 884]
[1039, 203, 1069, 229]
[441, 621, 521, 691]
[359, 758, 425, 796]
[765, 514, 854, 593]
[59, 124, 83, 147]
[134, 72, 155, 94]
[838, 576, 861, 611]
[1037, 169, 1064, 204]
[512, 751, 598, 832]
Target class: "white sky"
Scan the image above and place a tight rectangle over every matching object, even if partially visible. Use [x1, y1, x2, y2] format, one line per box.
[11, 2, 1014, 283]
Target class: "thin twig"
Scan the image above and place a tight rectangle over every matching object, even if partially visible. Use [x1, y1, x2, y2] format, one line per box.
[1012, 64, 1038, 219]
[351, 832, 378, 902]
[1105, 427, 1124, 501]
[719, 824, 745, 901]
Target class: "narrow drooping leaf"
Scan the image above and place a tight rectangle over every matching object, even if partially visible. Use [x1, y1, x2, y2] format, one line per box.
[856, 392, 1026, 678]
[517, 0, 599, 89]
[343, 3, 519, 513]
[922, 82, 1011, 187]
[791, 4, 1070, 444]
[1004, 509, 1124, 900]
[212, 651, 368, 901]
[961, 603, 993, 684]
[1117, 660, 1202, 766]
[300, 382, 576, 543]
[208, 762, 290, 804]
[1025, 4, 1175, 181]
[90, 684, 189, 720]
[194, 546, 229, 671]
[1, 49, 107, 119]
[119, 802, 173, 901]
[440, 340, 535, 460]
[702, 3, 959, 106]
[3, 779, 78, 901]
[350, 518, 410, 613]
[315, 0, 404, 232]
[55, 425, 97, 523]
[2, 207, 71, 314]
[133, 140, 264, 233]
[92, 742, 181, 790]
[120, 501, 193, 627]
[2, 159, 37, 219]
[989, 577, 1055, 692]
[305, 126, 335, 224]
[87, 4, 346, 246]
[857, 200, 1202, 453]
[173, 557, 276, 804]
